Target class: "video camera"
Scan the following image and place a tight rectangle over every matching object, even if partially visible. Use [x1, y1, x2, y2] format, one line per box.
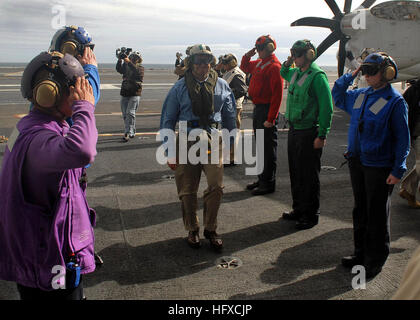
[116, 47, 133, 60]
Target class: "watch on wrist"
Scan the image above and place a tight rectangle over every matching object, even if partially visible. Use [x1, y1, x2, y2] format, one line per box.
[318, 136, 326, 140]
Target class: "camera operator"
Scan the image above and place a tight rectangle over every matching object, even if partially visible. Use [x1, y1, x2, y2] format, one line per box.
[116, 49, 144, 141]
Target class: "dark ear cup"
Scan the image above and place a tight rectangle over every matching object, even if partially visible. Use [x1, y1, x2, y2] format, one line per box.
[211, 56, 217, 66]
[228, 59, 237, 68]
[184, 56, 190, 69]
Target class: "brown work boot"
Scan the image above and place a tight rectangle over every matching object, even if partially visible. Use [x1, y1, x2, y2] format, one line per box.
[203, 230, 223, 251]
[399, 189, 420, 208]
[187, 230, 201, 249]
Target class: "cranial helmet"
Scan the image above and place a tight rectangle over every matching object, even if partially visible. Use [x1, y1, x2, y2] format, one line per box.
[255, 35, 277, 53]
[129, 50, 143, 63]
[362, 52, 398, 81]
[184, 44, 216, 69]
[188, 44, 213, 57]
[21, 51, 85, 108]
[49, 25, 94, 56]
[221, 54, 238, 68]
[291, 39, 317, 61]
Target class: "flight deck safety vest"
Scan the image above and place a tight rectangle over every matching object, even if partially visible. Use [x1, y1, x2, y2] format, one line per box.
[223, 67, 246, 109]
[285, 63, 325, 129]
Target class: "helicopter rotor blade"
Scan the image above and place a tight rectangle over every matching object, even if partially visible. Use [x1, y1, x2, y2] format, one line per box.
[359, 0, 376, 9]
[291, 17, 339, 30]
[316, 31, 341, 58]
[325, 0, 343, 18]
[344, 0, 352, 14]
[337, 38, 349, 77]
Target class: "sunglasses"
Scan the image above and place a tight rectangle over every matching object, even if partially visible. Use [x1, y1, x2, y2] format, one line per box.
[255, 44, 266, 51]
[361, 64, 380, 76]
[291, 49, 305, 58]
[192, 55, 212, 65]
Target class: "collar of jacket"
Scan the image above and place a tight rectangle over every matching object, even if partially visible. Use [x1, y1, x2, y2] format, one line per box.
[365, 83, 392, 97]
[255, 54, 277, 71]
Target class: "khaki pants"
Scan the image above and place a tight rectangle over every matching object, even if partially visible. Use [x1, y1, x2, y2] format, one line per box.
[175, 131, 224, 232]
[401, 137, 420, 197]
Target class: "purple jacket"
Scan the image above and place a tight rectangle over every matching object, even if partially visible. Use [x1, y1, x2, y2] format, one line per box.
[0, 101, 98, 291]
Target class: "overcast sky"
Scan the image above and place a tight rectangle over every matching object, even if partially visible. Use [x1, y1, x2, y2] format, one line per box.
[0, 0, 390, 65]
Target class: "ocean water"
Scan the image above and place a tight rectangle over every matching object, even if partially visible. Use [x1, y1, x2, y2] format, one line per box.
[0, 62, 174, 70]
[0, 62, 336, 73]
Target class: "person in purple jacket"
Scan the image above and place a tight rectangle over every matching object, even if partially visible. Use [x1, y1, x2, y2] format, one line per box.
[0, 52, 98, 300]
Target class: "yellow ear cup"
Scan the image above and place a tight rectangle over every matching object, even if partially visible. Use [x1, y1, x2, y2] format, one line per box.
[33, 80, 60, 108]
[306, 49, 316, 61]
[60, 41, 78, 56]
[266, 42, 275, 53]
[383, 65, 396, 81]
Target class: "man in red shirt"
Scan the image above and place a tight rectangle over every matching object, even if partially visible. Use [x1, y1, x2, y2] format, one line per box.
[241, 35, 284, 195]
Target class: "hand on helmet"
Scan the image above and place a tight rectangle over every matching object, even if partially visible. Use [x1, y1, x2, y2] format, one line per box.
[285, 56, 295, 68]
[69, 77, 95, 106]
[352, 66, 362, 78]
[245, 48, 257, 58]
[77, 47, 97, 67]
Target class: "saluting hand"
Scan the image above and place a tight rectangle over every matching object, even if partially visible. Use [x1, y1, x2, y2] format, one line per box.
[285, 56, 294, 67]
[77, 47, 97, 67]
[245, 48, 257, 58]
[352, 66, 361, 78]
[69, 77, 95, 106]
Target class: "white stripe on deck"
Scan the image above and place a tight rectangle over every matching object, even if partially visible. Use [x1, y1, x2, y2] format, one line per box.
[0, 83, 175, 92]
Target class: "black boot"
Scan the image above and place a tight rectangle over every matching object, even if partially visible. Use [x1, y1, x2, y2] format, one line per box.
[246, 181, 259, 190]
[341, 255, 364, 268]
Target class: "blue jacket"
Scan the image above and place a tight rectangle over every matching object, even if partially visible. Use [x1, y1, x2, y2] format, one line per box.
[66, 64, 100, 127]
[84, 64, 101, 106]
[160, 76, 237, 133]
[332, 73, 410, 179]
